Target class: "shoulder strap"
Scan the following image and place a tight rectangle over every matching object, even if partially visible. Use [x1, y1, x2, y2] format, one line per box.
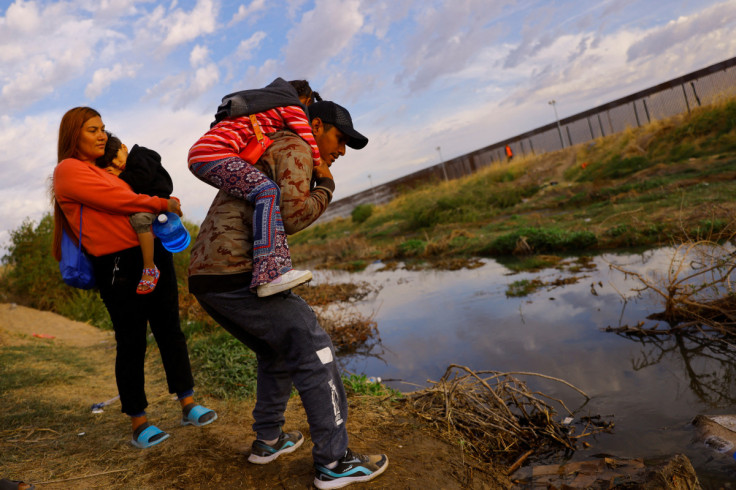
[77, 205, 84, 252]
[249, 114, 265, 143]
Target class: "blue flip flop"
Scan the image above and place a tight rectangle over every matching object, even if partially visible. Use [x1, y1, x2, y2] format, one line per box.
[130, 422, 170, 449]
[181, 403, 217, 427]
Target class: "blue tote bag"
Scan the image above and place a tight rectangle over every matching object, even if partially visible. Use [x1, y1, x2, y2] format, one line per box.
[59, 205, 96, 289]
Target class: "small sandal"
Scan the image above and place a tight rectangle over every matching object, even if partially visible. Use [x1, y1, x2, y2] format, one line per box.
[181, 403, 217, 427]
[130, 422, 169, 449]
[136, 266, 160, 295]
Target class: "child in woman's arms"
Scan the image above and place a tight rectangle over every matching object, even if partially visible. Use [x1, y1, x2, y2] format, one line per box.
[97, 133, 174, 294]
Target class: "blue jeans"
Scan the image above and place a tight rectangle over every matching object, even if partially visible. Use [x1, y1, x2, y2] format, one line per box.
[195, 286, 348, 464]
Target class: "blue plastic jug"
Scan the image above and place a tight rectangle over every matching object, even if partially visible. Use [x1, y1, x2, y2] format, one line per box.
[152, 212, 191, 253]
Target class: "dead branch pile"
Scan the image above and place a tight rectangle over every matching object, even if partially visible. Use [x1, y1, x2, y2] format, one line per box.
[403, 365, 605, 471]
[610, 240, 736, 335]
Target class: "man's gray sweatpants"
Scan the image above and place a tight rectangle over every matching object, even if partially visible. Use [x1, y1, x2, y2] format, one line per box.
[195, 285, 348, 465]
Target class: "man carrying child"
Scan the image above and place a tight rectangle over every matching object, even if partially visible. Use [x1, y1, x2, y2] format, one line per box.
[188, 100, 389, 489]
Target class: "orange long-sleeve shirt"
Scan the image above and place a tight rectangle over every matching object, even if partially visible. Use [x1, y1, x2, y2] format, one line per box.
[53, 158, 169, 257]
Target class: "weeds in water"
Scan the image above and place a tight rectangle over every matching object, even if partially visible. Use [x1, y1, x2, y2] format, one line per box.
[316, 305, 380, 354]
[299, 281, 378, 307]
[506, 279, 544, 297]
[501, 255, 563, 273]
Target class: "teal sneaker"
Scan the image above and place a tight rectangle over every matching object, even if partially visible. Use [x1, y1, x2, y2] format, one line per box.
[247, 430, 304, 464]
[314, 448, 389, 489]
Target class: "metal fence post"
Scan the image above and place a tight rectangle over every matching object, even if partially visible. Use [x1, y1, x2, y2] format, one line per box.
[691, 81, 701, 106]
[598, 114, 605, 137]
[633, 101, 641, 127]
[682, 83, 691, 113]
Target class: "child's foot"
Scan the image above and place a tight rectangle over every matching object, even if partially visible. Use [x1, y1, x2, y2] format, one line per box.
[257, 269, 312, 297]
[136, 266, 160, 295]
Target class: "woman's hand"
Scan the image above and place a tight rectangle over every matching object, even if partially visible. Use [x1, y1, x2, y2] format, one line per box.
[167, 197, 182, 216]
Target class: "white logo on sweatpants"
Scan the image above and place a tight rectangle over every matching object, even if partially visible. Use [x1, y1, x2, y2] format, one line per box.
[328, 379, 344, 425]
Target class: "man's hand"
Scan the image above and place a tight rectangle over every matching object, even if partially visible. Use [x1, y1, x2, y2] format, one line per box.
[167, 197, 183, 216]
[313, 163, 333, 181]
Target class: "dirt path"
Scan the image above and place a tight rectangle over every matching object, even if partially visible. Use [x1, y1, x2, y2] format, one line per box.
[0, 303, 504, 489]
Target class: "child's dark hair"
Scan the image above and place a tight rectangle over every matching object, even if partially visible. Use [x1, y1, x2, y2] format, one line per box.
[288, 80, 322, 105]
[96, 131, 122, 168]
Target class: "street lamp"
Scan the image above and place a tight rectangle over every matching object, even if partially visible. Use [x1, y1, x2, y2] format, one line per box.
[548, 100, 565, 149]
[367, 173, 377, 202]
[436, 146, 448, 181]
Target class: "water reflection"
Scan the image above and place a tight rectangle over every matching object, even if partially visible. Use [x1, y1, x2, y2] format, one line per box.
[310, 247, 736, 481]
[621, 331, 736, 406]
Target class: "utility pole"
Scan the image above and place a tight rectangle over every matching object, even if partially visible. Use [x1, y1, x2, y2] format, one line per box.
[436, 146, 448, 181]
[548, 100, 565, 149]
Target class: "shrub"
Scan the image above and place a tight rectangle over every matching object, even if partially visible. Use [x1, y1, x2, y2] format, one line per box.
[397, 239, 426, 257]
[0, 214, 67, 311]
[351, 203, 374, 224]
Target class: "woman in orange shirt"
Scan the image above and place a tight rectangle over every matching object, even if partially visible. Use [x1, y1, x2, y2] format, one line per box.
[51, 107, 216, 449]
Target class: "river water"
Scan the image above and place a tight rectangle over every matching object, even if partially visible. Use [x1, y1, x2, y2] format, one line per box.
[312, 247, 736, 485]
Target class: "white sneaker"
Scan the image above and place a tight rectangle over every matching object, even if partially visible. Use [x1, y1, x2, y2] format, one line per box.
[257, 269, 313, 297]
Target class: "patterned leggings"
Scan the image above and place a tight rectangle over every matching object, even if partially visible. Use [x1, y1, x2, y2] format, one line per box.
[189, 157, 292, 288]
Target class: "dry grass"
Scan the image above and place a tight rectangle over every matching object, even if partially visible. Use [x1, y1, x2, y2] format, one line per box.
[403, 364, 610, 474]
[609, 233, 736, 336]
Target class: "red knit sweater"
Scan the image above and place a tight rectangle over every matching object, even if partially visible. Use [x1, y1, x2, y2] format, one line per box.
[53, 158, 170, 257]
[188, 105, 321, 167]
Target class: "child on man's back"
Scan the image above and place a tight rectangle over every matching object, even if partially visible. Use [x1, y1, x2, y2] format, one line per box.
[187, 78, 323, 297]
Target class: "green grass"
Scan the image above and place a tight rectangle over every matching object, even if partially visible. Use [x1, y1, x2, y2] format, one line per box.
[342, 374, 403, 400]
[187, 328, 259, 400]
[487, 227, 598, 255]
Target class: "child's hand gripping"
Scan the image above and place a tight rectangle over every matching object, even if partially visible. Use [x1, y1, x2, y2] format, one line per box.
[313, 160, 333, 181]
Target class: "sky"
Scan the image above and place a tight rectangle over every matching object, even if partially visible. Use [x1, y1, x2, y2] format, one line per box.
[2, 0, 736, 255]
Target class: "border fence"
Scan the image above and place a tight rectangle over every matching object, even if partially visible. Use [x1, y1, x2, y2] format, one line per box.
[319, 56, 736, 222]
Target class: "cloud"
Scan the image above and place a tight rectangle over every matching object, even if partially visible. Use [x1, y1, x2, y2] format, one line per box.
[235, 31, 267, 60]
[0, 3, 102, 111]
[144, 60, 221, 111]
[286, 0, 307, 19]
[3, 0, 42, 32]
[360, 0, 413, 39]
[85, 63, 140, 99]
[0, 114, 57, 190]
[627, 2, 736, 61]
[190, 44, 211, 67]
[396, 0, 512, 91]
[281, 0, 364, 77]
[229, 0, 267, 26]
[161, 0, 218, 47]
[501, 4, 559, 70]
